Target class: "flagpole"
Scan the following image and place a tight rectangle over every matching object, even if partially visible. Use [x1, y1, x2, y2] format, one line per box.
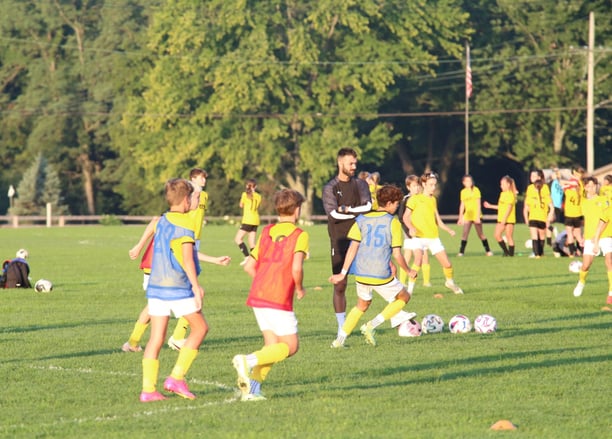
[465, 42, 471, 175]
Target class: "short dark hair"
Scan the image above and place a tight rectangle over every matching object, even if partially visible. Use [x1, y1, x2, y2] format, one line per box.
[376, 185, 403, 206]
[189, 168, 208, 179]
[337, 148, 357, 160]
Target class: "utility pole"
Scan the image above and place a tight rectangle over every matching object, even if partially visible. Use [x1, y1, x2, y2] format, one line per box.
[586, 11, 594, 174]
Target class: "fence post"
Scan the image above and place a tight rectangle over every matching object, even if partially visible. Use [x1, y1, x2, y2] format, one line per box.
[46, 203, 52, 227]
[12, 215, 18, 228]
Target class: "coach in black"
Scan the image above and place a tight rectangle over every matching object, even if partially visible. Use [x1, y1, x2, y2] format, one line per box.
[322, 148, 372, 337]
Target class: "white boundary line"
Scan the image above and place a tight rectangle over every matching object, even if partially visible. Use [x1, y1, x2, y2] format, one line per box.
[1, 364, 241, 431]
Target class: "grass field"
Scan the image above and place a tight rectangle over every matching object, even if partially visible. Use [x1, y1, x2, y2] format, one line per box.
[0, 223, 610, 438]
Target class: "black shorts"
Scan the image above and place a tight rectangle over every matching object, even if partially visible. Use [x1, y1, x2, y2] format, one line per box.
[528, 220, 546, 230]
[240, 224, 258, 233]
[564, 216, 583, 228]
[330, 236, 352, 274]
[554, 207, 564, 224]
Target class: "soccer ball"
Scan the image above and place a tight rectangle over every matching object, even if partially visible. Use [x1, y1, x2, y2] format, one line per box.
[448, 315, 472, 334]
[421, 314, 444, 334]
[568, 260, 583, 273]
[397, 319, 422, 337]
[16, 248, 28, 259]
[474, 314, 497, 333]
[524, 239, 533, 249]
[34, 279, 53, 293]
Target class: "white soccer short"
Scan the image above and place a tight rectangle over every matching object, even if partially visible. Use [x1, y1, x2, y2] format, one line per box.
[356, 277, 406, 303]
[413, 237, 445, 255]
[148, 297, 199, 317]
[403, 237, 422, 251]
[585, 237, 612, 256]
[252, 307, 298, 336]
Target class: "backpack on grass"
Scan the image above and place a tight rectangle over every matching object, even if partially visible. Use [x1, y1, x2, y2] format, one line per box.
[1, 259, 31, 289]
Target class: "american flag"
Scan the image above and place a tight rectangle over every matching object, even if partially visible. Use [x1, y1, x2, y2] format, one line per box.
[466, 45, 472, 99]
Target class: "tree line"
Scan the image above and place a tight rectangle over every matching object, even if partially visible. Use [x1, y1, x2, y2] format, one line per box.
[0, 0, 610, 217]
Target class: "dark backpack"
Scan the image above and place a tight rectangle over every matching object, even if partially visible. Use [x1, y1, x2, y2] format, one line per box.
[2, 259, 31, 289]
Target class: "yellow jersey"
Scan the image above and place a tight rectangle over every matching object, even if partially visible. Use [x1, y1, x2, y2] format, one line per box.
[406, 193, 439, 239]
[583, 196, 611, 239]
[240, 191, 262, 226]
[497, 190, 516, 224]
[524, 184, 551, 222]
[460, 186, 482, 222]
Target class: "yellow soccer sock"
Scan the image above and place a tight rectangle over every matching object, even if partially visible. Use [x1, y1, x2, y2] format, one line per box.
[443, 267, 454, 281]
[579, 269, 589, 284]
[171, 317, 190, 340]
[342, 307, 365, 335]
[380, 299, 407, 321]
[142, 358, 159, 393]
[607, 271, 612, 290]
[254, 343, 290, 366]
[422, 263, 431, 285]
[170, 347, 198, 380]
[251, 364, 272, 383]
[129, 322, 149, 347]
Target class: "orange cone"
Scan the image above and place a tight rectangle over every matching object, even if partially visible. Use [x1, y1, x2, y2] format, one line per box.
[490, 420, 517, 430]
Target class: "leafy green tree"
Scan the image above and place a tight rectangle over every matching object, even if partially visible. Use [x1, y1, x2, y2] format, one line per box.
[467, 0, 611, 169]
[10, 153, 66, 215]
[0, 0, 161, 214]
[121, 0, 470, 216]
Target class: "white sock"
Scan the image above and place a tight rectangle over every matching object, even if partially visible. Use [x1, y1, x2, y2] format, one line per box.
[335, 312, 346, 335]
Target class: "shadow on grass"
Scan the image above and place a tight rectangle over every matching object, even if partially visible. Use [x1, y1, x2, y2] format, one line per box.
[281, 346, 609, 397]
[1, 318, 128, 334]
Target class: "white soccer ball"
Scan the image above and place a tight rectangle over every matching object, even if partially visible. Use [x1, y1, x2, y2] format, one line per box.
[524, 239, 532, 249]
[16, 248, 28, 259]
[568, 260, 583, 273]
[474, 314, 497, 334]
[34, 279, 53, 293]
[448, 315, 472, 334]
[421, 314, 444, 334]
[398, 319, 422, 337]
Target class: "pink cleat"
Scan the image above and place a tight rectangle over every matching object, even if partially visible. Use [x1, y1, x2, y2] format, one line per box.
[606, 295, 612, 305]
[164, 376, 196, 400]
[139, 391, 166, 402]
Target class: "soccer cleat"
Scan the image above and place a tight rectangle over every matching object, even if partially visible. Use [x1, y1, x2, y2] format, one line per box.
[241, 392, 267, 402]
[486, 251, 494, 257]
[330, 338, 345, 349]
[122, 342, 142, 353]
[607, 295, 612, 305]
[139, 391, 166, 402]
[423, 282, 432, 287]
[168, 336, 185, 351]
[163, 376, 196, 400]
[360, 323, 377, 346]
[457, 253, 464, 257]
[239, 257, 249, 266]
[573, 282, 585, 297]
[445, 280, 464, 295]
[232, 355, 251, 397]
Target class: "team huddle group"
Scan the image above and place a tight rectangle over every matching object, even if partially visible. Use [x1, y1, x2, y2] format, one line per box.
[124, 150, 612, 403]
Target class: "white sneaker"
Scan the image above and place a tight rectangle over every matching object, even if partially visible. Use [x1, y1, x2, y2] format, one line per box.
[121, 342, 142, 353]
[445, 280, 464, 295]
[168, 336, 185, 351]
[232, 355, 251, 397]
[389, 311, 417, 328]
[573, 282, 585, 297]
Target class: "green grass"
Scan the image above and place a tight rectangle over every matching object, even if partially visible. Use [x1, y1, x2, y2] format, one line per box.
[0, 224, 610, 438]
